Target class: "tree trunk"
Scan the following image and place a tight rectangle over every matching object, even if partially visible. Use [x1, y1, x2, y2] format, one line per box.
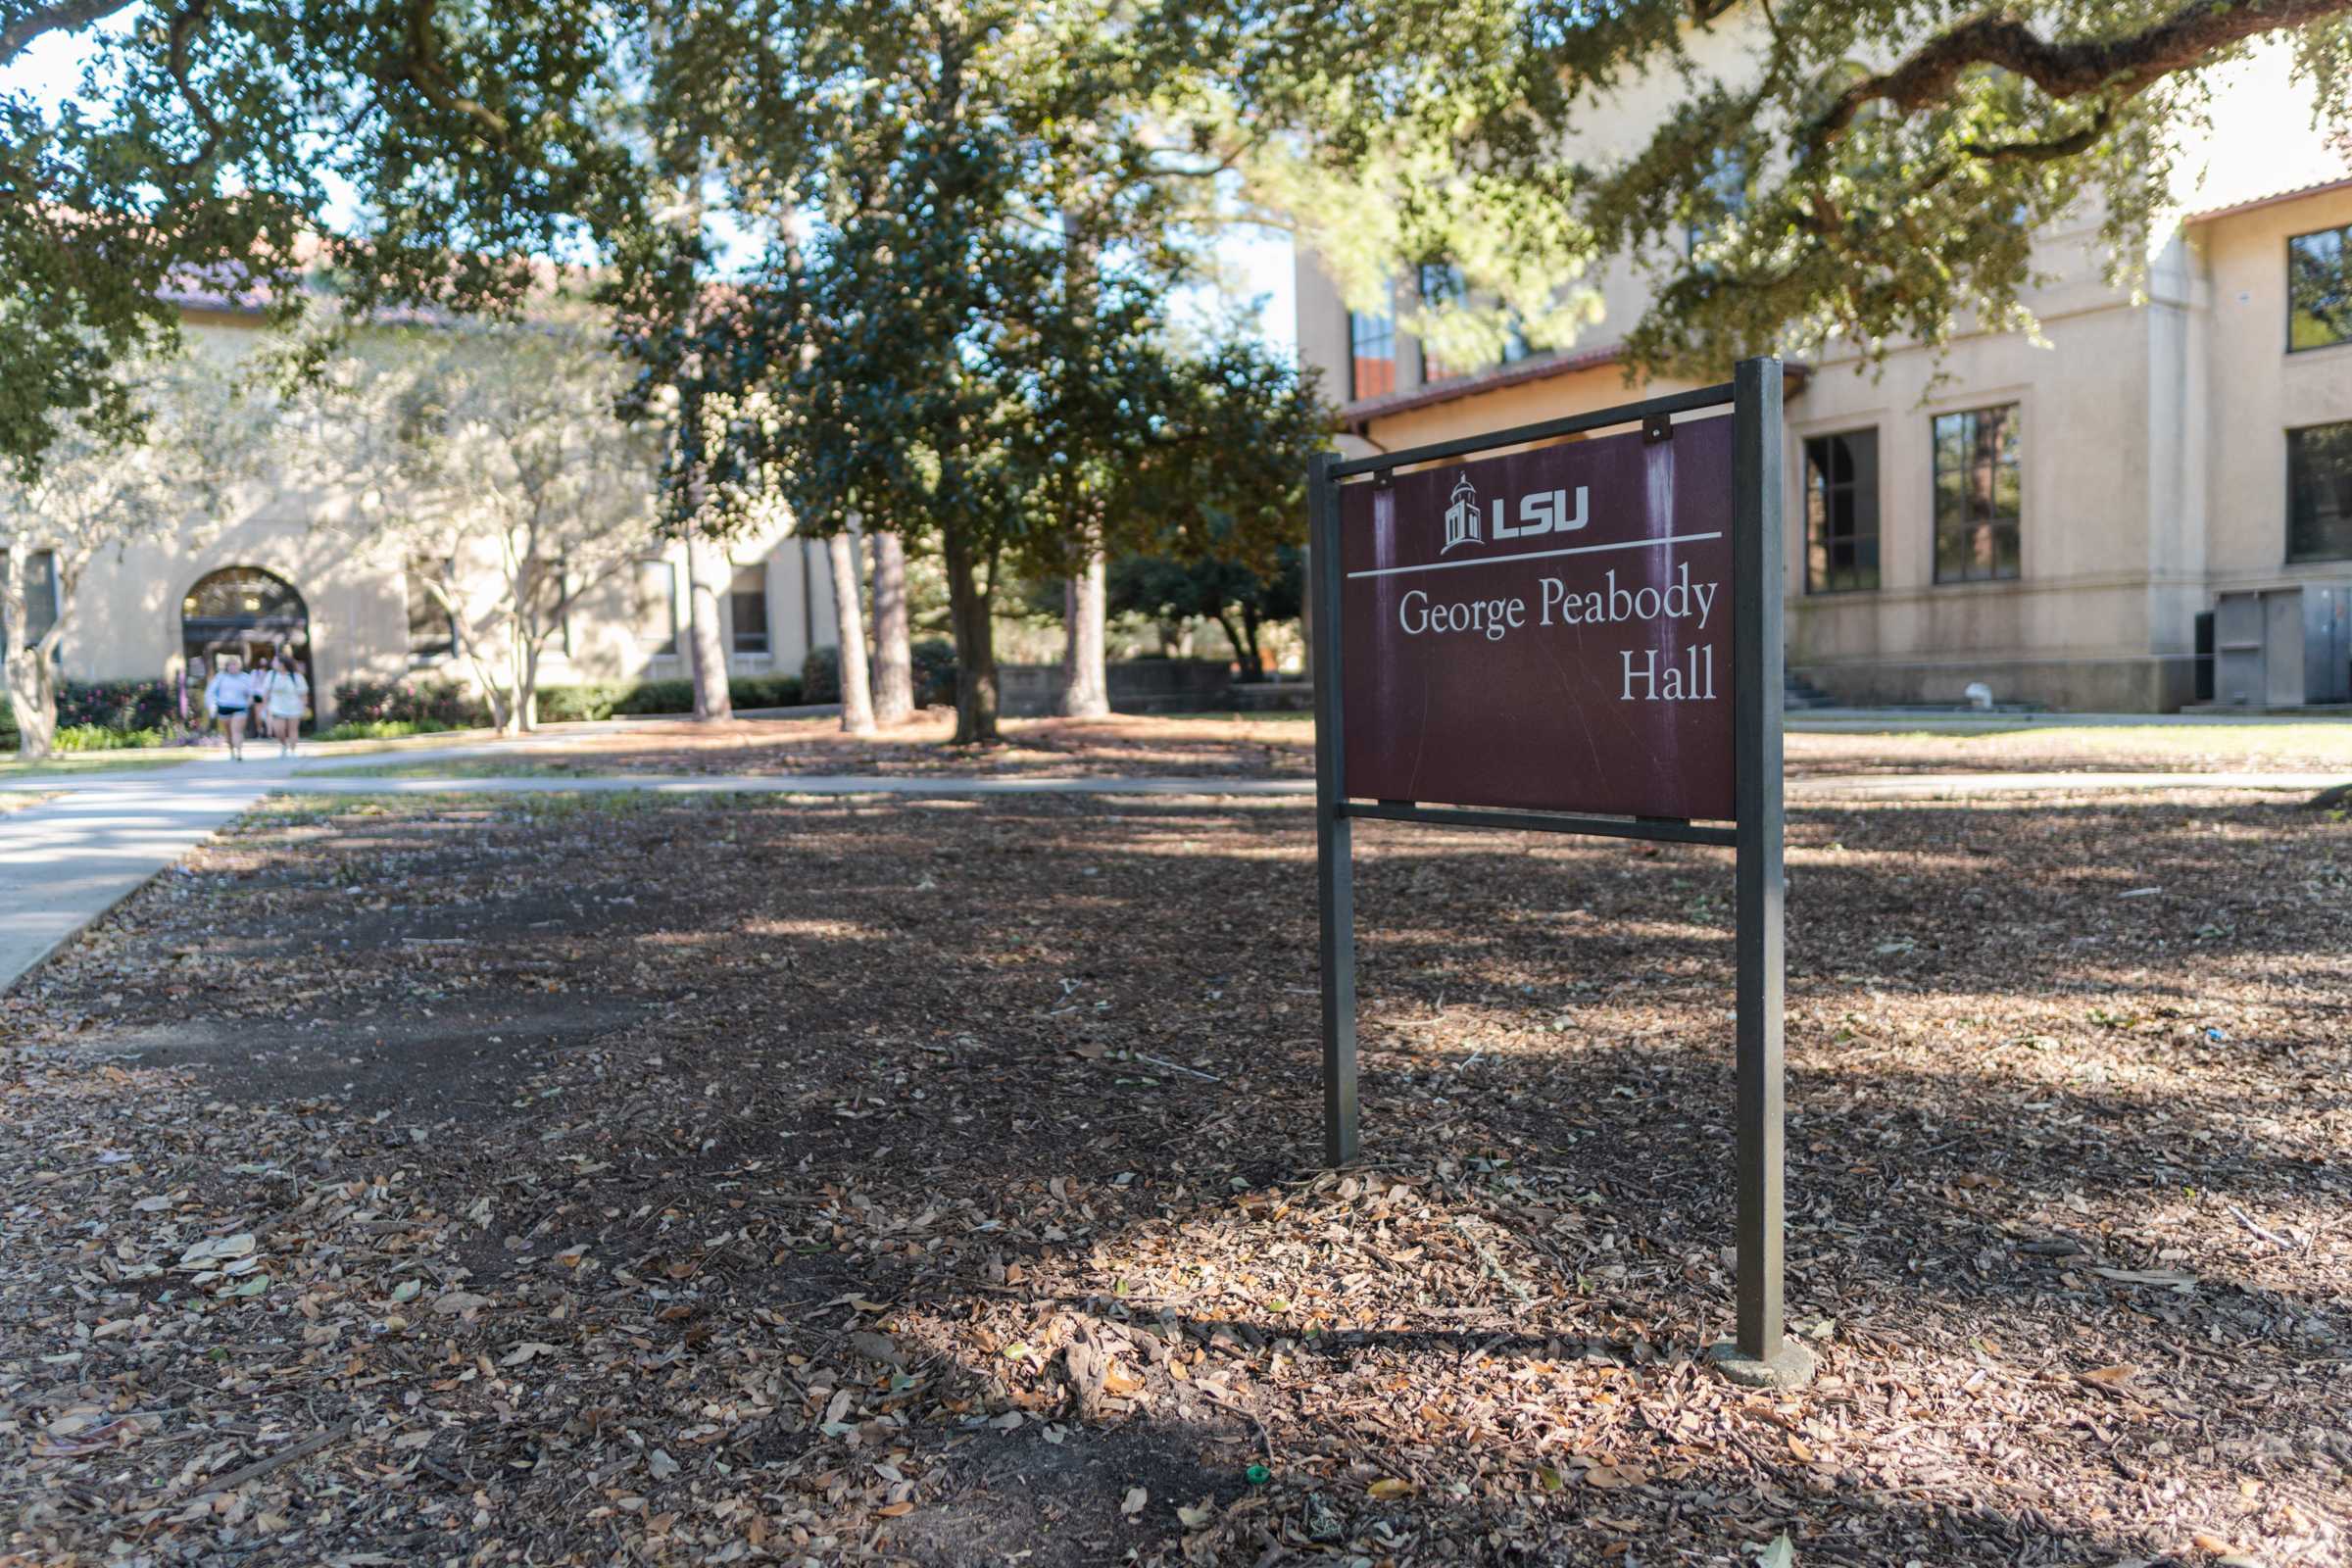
[5, 650, 57, 759]
[520, 639, 543, 731]
[1059, 549, 1110, 718]
[684, 535, 733, 722]
[869, 529, 914, 724]
[1213, 611, 1249, 677]
[826, 531, 877, 735]
[944, 525, 1000, 745]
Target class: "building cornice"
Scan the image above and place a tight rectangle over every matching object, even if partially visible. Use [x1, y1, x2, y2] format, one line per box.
[2180, 175, 2352, 225]
[1337, 342, 1810, 432]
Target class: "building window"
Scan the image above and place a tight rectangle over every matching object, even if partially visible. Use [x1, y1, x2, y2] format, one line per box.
[730, 563, 770, 654]
[1803, 430, 1881, 593]
[635, 560, 678, 653]
[2288, 420, 2352, 562]
[2, 549, 60, 649]
[1932, 405, 2022, 583]
[1416, 262, 1467, 384]
[1347, 287, 1396, 400]
[404, 555, 455, 661]
[2289, 223, 2352, 352]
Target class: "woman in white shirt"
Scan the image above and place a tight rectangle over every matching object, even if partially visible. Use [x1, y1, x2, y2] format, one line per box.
[203, 655, 254, 760]
[256, 652, 309, 757]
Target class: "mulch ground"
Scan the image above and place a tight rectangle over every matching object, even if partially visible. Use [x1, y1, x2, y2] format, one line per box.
[410, 713, 2352, 786]
[2, 786, 2348, 1567]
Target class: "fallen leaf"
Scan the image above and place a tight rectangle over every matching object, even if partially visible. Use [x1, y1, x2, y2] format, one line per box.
[1120, 1486, 1148, 1518]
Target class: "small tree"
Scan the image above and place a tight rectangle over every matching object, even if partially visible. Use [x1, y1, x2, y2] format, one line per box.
[1107, 550, 1303, 678]
[0, 355, 252, 758]
[311, 321, 663, 733]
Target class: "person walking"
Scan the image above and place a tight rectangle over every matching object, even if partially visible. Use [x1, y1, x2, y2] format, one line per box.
[203, 654, 254, 760]
[257, 652, 309, 758]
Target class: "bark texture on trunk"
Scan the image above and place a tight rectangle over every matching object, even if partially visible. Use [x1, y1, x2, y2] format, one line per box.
[684, 535, 734, 722]
[4, 652, 56, 759]
[869, 529, 914, 725]
[943, 525, 1000, 745]
[1059, 549, 1110, 718]
[826, 530, 877, 735]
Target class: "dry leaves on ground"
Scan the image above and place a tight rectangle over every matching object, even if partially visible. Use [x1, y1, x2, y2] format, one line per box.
[1, 785, 2346, 1565]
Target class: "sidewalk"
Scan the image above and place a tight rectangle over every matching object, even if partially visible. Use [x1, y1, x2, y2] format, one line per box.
[0, 765, 278, 994]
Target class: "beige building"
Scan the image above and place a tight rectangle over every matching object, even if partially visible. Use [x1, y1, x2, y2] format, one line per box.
[40, 310, 850, 727]
[1295, 34, 2352, 710]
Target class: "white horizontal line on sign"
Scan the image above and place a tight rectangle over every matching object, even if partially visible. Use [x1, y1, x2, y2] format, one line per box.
[1346, 531, 1725, 581]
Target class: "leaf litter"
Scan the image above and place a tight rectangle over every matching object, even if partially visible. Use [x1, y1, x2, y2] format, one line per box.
[0, 786, 2345, 1565]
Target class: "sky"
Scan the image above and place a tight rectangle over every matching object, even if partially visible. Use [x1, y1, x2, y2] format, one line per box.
[1, 27, 1299, 355]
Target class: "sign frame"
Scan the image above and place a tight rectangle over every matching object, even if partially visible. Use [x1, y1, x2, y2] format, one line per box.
[1306, 357, 1810, 1387]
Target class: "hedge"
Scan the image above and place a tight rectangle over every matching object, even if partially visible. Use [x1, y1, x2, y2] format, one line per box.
[3, 679, 181, 751]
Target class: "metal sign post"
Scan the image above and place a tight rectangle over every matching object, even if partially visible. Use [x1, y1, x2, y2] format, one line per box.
[1306, 357, 1811, 1389]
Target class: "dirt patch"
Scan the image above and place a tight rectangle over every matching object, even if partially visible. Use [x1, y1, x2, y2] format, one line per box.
[1, 788, 2346, 1565]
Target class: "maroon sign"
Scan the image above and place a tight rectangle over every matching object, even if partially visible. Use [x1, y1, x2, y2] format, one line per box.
[1339, 417, 1736, 820]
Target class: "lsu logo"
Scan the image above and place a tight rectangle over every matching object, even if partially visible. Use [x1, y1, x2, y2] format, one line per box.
[1441, 471, 1588, 554]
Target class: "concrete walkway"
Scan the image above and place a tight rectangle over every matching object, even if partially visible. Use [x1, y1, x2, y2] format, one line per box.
[0, 763, 280, 993]
[4, 741, 2341, 995]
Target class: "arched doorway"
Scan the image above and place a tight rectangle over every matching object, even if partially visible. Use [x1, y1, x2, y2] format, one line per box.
[181, 566, 312, 711]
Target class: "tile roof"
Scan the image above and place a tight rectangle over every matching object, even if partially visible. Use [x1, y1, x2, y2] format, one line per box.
[1339, 342, 1629, 427]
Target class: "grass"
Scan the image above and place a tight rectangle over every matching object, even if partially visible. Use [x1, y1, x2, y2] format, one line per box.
[292, 758, 597, 780]
[0, 750, 198, 777]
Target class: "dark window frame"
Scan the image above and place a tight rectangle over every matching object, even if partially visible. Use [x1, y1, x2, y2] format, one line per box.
[1801, 428, 1882, 595]
[729, 562, 771, 655]
[2288, 222, 2352, 355]
[1346, 282, 1396, 401]
[635, 559, 679, 655]
[2287, 417, 2352, 564]
[1931, 403, 2023, 585]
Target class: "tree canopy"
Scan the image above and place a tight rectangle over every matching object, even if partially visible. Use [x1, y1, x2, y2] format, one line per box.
[0, 0, 638, 478]
[1247, 0, 2352, 374]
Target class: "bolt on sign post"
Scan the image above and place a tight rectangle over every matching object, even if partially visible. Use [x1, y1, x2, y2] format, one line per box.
[1307, 358, 1812, 1389]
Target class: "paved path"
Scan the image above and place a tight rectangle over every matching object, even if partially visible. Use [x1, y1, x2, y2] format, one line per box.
[0, 764, 279, 994]
[4, 745, 2340, 994]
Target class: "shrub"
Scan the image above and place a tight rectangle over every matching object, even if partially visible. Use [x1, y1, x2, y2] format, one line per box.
[730, 674, 805, 710]
[60, 679, 175, 734]
[5, 681, 183, 752]
[331, 678, 489, 729]
[611, 679, 697, 715]
[55, 723, 171, 751]
[911, 638, 958, 709]
[534, 683, 626, 723]
[801, 644, 841, 705]
[318, 718, 446, 742]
